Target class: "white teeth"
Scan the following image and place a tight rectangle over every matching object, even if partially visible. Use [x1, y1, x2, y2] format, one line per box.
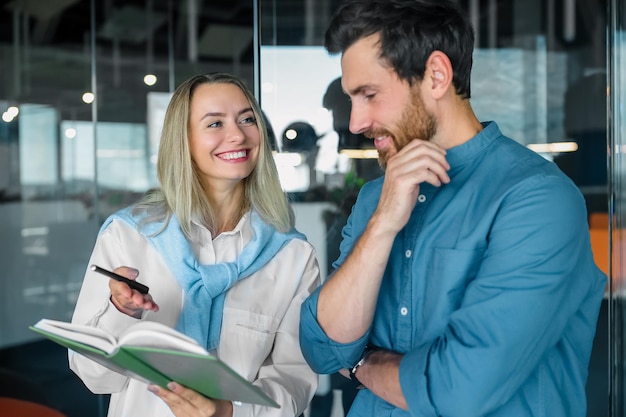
[220, 150, 247, 160]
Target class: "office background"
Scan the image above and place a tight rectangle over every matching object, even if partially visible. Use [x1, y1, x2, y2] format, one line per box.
[0, 0, 619, 416]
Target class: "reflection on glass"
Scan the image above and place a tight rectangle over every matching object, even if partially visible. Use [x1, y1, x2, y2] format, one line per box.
[0, 0, 254, 354]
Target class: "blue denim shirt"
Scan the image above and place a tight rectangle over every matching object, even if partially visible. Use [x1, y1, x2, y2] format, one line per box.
[299, 121, 606, 417]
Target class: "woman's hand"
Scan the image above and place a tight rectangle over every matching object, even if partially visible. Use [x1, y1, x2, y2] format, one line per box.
[108, 266, 159, 318]
[148, 382, 234, 417]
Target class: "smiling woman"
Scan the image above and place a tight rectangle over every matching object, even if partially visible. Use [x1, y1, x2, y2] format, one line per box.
[187, 82, 260, 208]
[67, 72, 321, 417]
[147, 73, 293, 237]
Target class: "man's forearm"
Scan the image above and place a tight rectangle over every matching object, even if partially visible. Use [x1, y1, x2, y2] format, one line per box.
[317, 212, 397, 342]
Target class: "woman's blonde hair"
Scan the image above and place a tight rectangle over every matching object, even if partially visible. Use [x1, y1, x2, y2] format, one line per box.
[135, 72, 293, 237]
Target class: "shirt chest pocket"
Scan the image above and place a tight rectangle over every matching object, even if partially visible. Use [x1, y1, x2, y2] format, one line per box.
[421, 247, 484, 335]
[220, 307, 280, 380]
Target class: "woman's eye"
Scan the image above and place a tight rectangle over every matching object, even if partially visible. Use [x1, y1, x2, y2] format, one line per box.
[208, 121, 222, 128]
[240, 116, 257, 125]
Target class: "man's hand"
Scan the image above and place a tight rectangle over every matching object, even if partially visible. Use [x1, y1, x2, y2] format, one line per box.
[148, 382, 233, 417]
[341, 349, 408, 410]
[108, 266, 159, 318]
[376, 139, 450, 234]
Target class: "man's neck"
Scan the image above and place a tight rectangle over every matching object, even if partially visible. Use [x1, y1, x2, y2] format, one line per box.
[431, 100, 483, 150]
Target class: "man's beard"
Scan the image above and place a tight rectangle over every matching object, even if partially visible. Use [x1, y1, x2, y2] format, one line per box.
[368, 88, 437, 169]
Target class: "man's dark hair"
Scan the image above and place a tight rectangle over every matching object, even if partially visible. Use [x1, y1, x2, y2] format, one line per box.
[325, 0, 474, 99]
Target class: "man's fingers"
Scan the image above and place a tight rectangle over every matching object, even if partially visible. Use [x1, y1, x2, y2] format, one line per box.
[388, 153, 450, 186]
[423, 159, 451, 185]
[387, 140, 451, 185]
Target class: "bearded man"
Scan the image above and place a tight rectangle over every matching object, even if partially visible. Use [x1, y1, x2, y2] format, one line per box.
[299, 1, 606, 417]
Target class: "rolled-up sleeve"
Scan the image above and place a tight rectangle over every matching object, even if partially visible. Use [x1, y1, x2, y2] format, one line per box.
[299, 286, 370, 373]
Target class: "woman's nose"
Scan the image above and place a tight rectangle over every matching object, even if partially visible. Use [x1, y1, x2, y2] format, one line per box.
[226, 123, 245, 142]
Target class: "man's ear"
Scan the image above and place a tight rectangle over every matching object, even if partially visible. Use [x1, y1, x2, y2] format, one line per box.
[426, 51, 453, 99]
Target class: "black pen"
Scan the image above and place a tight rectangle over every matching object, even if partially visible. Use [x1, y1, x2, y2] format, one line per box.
[90, 264, 150, 294]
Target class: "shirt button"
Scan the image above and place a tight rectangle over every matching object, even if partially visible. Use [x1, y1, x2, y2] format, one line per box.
[400, 307, 408, 316]
[405, 250, 412, 258]
[418, 194, 426, 203]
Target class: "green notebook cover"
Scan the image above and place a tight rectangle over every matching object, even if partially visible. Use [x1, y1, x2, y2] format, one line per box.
[29, 322, 279, 408]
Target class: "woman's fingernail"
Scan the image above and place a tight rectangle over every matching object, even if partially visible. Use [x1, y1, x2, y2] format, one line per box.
[167, 382, 178, 390]
[147, 384, 158, 394]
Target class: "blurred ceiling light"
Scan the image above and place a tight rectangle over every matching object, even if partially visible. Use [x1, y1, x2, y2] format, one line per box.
[527, 142, 578, 154]
[2, 105, 19, 122]
[1, 112, 14, 122]
[281, 121, 319, 152]
[65, 128, 77, 139]
[82, 92, 95, 104]
[144, 74, 157, 86]
[340, 149, 379, 159]
[285, 129, 298, 140]
[6, 106, 19, 118]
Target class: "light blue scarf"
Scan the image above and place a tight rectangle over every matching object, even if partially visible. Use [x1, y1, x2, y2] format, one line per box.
[100, 206, 305, 351]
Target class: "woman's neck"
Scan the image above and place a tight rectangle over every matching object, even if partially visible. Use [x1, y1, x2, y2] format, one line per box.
[206, 184, 247, 236]
[213, 204, 246, 236]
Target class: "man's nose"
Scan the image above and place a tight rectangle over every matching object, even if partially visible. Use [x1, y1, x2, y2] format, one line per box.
[348, 103, 370, 135]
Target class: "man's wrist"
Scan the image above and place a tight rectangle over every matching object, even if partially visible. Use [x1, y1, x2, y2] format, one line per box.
[349, 345, 380, 389]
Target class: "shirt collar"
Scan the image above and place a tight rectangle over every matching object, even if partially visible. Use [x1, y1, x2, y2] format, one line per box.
[445, 121, 502, 173]
[189, 211, 252, 244]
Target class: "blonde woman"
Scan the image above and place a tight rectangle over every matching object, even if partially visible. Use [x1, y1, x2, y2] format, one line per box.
[70, 73, 320, 417]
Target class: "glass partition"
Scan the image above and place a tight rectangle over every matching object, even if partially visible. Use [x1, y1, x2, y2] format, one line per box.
[0, 2, 253, 416]
[610, 0, 626, 414]
[0, 0, 254, 349]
